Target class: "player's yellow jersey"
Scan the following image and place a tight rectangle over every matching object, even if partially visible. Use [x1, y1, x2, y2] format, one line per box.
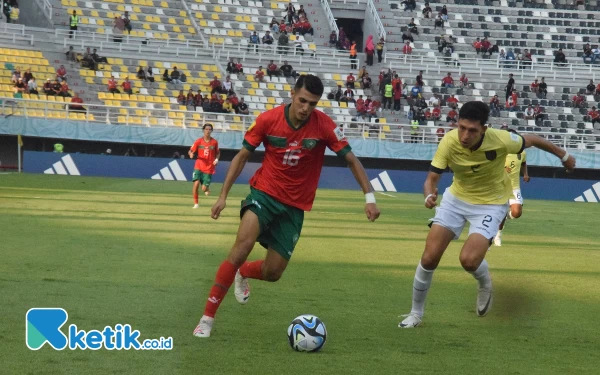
[431, 128, 525, 204]
[505, 151, 527, 190]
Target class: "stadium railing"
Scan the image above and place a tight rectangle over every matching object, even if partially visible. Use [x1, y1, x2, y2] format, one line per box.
[34, 0, 53, 22]
[385, 53, 600, 81]
[1, 97, 595, 149]
[214, 47, 352, 69]
[320, 0, 340, 38]
[180, 0, 209, 48]
[0, 23, 35, 46]
[366, 0, 386, 40]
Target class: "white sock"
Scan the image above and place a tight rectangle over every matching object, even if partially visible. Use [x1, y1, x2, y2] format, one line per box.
[410, 262, 434, 317]
[470, 259, 492, 289]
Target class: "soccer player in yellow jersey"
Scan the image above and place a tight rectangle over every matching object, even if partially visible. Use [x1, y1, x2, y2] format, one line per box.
[494, 138, 530, 246]
[399, 101, 576, 328]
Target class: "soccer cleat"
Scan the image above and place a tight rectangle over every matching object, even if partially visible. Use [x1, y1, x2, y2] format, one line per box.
[234, 270, 250, 304]
[192, 204, 199, 209]
[494, 231, 502, 246]
[476, 286, 493, 317]
[398, 313, 422, 328]
[193, 316, 214, 338]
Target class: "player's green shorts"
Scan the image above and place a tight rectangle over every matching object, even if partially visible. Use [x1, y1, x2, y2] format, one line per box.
[192, 169, 212, 187]
[240, 187, 304, 261]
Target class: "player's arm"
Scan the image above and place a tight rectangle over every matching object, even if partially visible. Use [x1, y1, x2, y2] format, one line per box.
[213, 148, 221, 166]
[211, 147, 252, 219]
[423, 170, 441, 209]
[188, 149, 194, 159]
[344, 151, 380, 222]
[522, 134, 575, 172]
[522, 161, 530, 182]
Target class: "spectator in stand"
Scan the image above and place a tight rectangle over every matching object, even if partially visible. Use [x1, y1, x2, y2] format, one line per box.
[65, 46, 77, 63]
[236, 97, 249, 115]
[583, 43, 593, 63]
[416, 70, 424, 87]
[530, 79, 539, 94]
[262, 30, 274, 45]
[147, 67, 154, 83]
[285, 1, 295, 23]
[280, 61, 295, 78]
[355, 95, 366, 116]
[382, 81, 393, 110]
[393, 80, 402, 111]
[56, 65, 67, 82]
[121, 77, 132, 95]
[346, 72, 356, 89]
[170, 67, 181, 84]
[505, 73, 515, 102]
[350, 40, 358, 69]
[401, 0, 416, 11]
[410, 84, 421, 99]
[365, 35, 375, 66]
[427, 93, 440, 107]
[436, 127, 445, 142]
[222, 98, 233, 113]
[376, 37, 385, 63]
[361, 72, 372, 89]
[299, 18, 314, 36]
[446, 107, 458, 122]
[162, 69, 172, 83]
[538, 77, 548, 99]
[122, 11, 132, 34]
[269, 18, 280, 35]
[572, 92, 585, 108]
[329, 31, 337, 48]
[341, 87, 355, 103]
[22, 68, 32, 84]
[136, 66, 147, 81]
[402, 29, 414, 44]
[112, 16, 125, 43]
[434, 13, 444, 29]
[209, 76, 222, 94]
[586, 79, 596, 95]
[524, 105, 535, 120]
[10, 3, 19, 24]
[13, 77, 26, 94]
[297, 5, 306, 19]
[27, 77, 38, 95]
[69, 93, 86, 112]
[194, 90, 203, 108]
[441, 72, 454, 88]
[489, 95, 501, 117]
[248, 31, 259, 53]
[92, 49, 108, 64]
[459, 73, 469, 88]
[408, 18, 419, 35]
[267, 60, 280, 79]
[441, 5, 448, 22]
[554, 48, 567, 66]
[221, 76, 233, 95]
[226, 58, 237, 74]
[521, 49, 532, 69]
[430, 105, 441, 121]
[59, 80, 71, 97]
[588, 106, 600, 127]
[506, 92, 518, 112]
[509, 89, 518, 107]
[234, 59, 243, 73]
[446, 94, 459, 109]
[438, 35, 447, 53]
[185, 89, 194, 106]
[108, 76, 120, 93]
[43, 78, 53, 95]
[596, 82, 600, 96]
[177, 90, 186, 105]
[422, 2, 433, 18]
[533, 104, 544, 124]
[278, 31, 289, 55]
[255, 66, 265, 82]
[481, 37, 492, 56]
[403, 41, 413, 55]
[473, 38, 482, 54]
[11, 66, 21, 82]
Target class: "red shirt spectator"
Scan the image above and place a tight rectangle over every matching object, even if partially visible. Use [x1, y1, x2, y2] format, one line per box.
[346, 74, 355, 83]
[70, 96, 84, 108]
[393, 87, 402, 100]
[432, 107, 441, 119]
[588, 108, 599, 119]
[229, 95, 239, 107]
[60, 82, 70, 93]
[534, 105, 543, 116]
[301, 20, 311, 32]
[530, 80, 539, 91]
[425, 108, 432, 119]
[473, 39, 482, 50]
[122, 80, 131, 91]
[481, 39, 491, 51]
[403, 43, 412, 54]
[57, 65, 67, 79]
[436, 127, 445, 141]
[209, 78, 221, 90]
[596, 83, 600, 95]
[460, 74, 468, 87]
[108, 78, 117, 90]
[356, 97, 365, 112]
[255, 68, 265, 81]
[442, 75, 454, 85]
[447, 95, 459, 104]
[268, 62, 278, 72]
[511, 91, 518, 106]
[279, 23, 286, 32]
[447, 108, 458, 120]
[235, 61, 243, 72]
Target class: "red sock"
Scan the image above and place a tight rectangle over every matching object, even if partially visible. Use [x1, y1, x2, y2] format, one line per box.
[193, 191, 199, 204]
[239, 260, 264, 280]
[203, 261, 237, 318]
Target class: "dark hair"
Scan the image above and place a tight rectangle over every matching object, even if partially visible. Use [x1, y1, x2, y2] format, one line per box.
[458, 101, 489, 126]
[294, 74, 324, 97]
[203, 123, 213, 130]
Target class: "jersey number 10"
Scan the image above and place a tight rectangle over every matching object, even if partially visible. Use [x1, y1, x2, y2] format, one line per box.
[283, 149, 300, 166]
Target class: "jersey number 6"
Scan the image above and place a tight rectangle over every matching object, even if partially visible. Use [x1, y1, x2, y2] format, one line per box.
[283, 149, 301, 166]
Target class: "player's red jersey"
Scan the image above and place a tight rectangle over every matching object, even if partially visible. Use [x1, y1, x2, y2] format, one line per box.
[243, 104, 351, 211]
[190, 137, 219, 174]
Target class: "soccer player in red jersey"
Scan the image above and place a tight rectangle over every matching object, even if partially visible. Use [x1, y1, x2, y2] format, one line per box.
[193, 75, 381, 338]
[188, 124, 220, 209]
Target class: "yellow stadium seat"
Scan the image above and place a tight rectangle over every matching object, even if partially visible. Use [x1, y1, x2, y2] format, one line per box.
[211, 14, 219, 20]
[168, 18, 176, 24]
[179, 10, 187, 17]
[383, 125, 391, 132]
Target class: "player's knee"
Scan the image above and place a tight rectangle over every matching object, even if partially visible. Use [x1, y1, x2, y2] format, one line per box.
[420, 254, 440, 270]
[263, 267, 283, 282]
[459, 254, 480, 272]
[201, 185, 208, 192]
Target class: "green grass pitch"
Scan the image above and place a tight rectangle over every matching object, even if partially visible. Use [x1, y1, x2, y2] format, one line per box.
[1, 174, 599, 374]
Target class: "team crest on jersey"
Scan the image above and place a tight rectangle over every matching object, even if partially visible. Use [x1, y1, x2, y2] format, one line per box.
[302, 138, 318, 150]
[333, 126, 345, 141]
[510, 132, 520, 142]
[485, 150, 497, 161]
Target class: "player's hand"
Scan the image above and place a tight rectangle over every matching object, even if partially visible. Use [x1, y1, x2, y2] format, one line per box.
[211, 197, 226, 220]
[562, 154, 576, 173]
[365, 203, 380, 222]
[425, 188, 438, 209]
[213, 159, 219, 166]
[523, 175, 530, 182]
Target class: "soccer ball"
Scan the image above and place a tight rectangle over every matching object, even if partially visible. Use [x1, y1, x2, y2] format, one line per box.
[287, 315, 327, 352]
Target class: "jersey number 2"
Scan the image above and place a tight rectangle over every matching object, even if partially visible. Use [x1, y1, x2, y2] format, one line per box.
[283, 149, 300, 166]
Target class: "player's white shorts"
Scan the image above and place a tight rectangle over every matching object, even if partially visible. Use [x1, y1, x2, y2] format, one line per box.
[431, 188, 509, 240]
[509, 188, 523, 206]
